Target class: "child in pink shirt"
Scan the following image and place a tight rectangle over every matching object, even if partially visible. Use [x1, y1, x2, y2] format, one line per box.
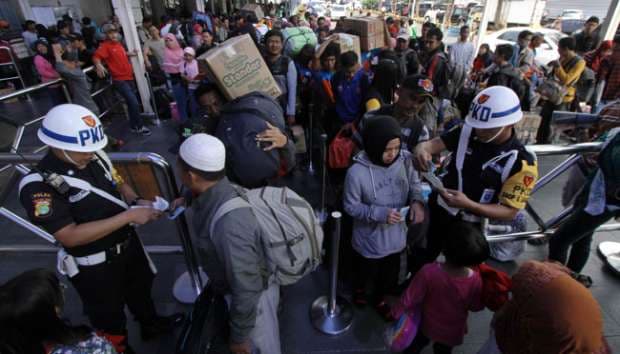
[391, 221, 488, 353]
[180, 46, 200, 117]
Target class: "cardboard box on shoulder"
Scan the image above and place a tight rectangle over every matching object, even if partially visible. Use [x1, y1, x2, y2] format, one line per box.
[341, 17, 385, 51]
[342, 17, 383, 37]
[241, 4, 264, 21]
[197, 34, 281, 101]
[321, 33, 361, 59]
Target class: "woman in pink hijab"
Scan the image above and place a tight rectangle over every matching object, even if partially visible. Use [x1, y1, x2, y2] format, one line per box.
[163, 33, 189, 122]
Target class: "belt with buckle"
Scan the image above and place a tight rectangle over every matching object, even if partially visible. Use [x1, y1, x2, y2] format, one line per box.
[74, 238, 131, 266]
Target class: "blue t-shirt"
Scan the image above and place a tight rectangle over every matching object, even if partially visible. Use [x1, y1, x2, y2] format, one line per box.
[333, 70, 369, 123]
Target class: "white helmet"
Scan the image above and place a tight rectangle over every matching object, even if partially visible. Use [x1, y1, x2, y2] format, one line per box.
[38, 104, 108, 152]
[465, 86, 523, 129]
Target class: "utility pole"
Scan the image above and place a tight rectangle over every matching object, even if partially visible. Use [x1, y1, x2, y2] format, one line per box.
[599, 0, 620, 42]
[494, 0, 507, 29]
[111, 0, 153, 114]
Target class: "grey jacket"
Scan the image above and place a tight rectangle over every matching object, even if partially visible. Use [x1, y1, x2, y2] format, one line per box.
[54, 62, 100, 115]
[191, 177, 268, 343]
[343, 151, 424, 258]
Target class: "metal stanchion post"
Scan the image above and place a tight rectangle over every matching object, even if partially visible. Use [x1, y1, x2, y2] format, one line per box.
[311, 211, 353, 335]
[144, 72, 161, 126]
[308, 102, 315, 175]
[60, 83, 72, 104]
[317, 133, 328, 224]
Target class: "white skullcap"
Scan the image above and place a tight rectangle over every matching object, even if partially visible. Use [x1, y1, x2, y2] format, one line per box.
[179, 134, 225, 172]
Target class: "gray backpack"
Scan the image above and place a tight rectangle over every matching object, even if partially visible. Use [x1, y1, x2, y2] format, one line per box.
[209, 185, 324, 285]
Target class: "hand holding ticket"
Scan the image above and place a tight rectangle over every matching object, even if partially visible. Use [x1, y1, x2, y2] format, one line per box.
[421, 162, 446, 194]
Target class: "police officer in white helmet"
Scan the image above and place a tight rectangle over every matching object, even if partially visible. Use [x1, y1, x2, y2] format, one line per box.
[411, 86, 539, 271]
[18, 104, 182, 354]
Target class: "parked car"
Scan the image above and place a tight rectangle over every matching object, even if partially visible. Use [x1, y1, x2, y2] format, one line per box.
[329, 4, 350, 19]
[561, 9, 584, 20]
[451, 6, 468, 24]
[417, 1, 435, 17]
[483, 27, 567, 66]
[560, 19, 586, 35]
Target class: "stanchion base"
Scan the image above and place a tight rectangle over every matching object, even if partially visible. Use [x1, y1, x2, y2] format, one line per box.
[173, 269, 208, 304]
[310, 295, 353, 335]
[599, 241, 620, 276]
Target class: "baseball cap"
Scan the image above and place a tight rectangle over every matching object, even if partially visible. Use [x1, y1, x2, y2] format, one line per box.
[179, 134, 226, 172]
[402, 74, 434, 98]
[183, 47, 196, 57]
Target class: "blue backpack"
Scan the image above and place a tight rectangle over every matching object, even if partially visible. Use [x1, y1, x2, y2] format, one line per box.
[215, 91, 286, 188]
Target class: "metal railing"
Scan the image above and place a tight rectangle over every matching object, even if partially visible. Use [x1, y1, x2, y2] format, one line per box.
[485, 142, 620, 243]
[0, 65, 123, 156]
[0, 46, 27, 91]
[0, 152, 204, 298]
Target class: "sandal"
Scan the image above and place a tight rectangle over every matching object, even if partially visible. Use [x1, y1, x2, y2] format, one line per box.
[571, 272, 593, 288]
[375, 301, 393, 321]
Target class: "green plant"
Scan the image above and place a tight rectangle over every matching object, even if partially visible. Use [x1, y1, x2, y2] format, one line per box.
[362, 0, 380, 10]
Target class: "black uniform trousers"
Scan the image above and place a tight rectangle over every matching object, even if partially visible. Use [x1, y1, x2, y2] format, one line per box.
[408, 194, 475, 276]
[69, 233, 157, 335]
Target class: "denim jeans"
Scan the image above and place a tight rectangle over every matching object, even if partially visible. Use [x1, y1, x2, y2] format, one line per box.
[188, 88, 198, 118]
[113, 80, 143, 129]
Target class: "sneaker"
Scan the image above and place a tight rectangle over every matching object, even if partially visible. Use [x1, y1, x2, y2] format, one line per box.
[131, 126, 152, 136]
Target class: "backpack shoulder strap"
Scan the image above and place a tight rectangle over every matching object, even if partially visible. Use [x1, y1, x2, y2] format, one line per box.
[208, 185, 253, 238]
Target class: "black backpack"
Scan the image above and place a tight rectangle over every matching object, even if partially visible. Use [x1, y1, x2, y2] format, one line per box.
[215, 91, 286, 188]
[176, 285, 230, 354]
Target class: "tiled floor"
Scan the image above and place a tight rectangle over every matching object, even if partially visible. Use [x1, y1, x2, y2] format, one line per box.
[1, 102, 619, 353]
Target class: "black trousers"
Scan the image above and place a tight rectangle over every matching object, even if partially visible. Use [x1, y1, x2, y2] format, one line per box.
[354, 250, 402, 305]
[405, 332, 453, 354]
[549, 203, 620, 273]
[69, 235, 157, 335]
[537, 101, 569, 144]
[409, 195, 462, 276]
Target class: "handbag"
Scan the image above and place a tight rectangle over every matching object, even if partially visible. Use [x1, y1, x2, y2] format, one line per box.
[328, 124, 357, 169]
[383, 308, 422, 352]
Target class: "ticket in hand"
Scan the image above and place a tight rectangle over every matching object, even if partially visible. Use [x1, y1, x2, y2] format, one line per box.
[399, 206, 410, 222]
[423, 172, 445, 192]
[151, 196, 170, 211]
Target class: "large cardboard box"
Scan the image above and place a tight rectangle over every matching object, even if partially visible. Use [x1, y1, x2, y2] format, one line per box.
[341, 17, 385, 51]
[241, 4, 264, 21]
[342, 17, 384, 37]
[322, 33, 361, 59]
[359, 33, 385, 52]
[197, 34, 281, 101]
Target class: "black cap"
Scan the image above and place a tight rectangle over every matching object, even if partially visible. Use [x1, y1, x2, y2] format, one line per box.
[402, 74, 434, 98]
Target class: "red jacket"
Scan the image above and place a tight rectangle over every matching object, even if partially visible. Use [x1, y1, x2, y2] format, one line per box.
[93, 40, 134, 81]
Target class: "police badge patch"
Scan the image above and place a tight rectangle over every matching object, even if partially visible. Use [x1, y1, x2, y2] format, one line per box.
[33, 195, 52, 217]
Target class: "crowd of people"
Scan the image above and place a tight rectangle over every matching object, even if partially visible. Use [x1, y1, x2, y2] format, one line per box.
[0, 5, 619, 354]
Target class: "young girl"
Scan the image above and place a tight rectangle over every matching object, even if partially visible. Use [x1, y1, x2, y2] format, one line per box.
[180, 46, 199, 118]
[163, 33, 187, 121]
[391, 220, 489, 354]
[0, 269, 117, 354]
[33, 38, 64, 105]
[343, 115, 425, 318]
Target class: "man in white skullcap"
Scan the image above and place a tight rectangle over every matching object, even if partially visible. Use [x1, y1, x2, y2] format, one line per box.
[177, 134, 281, 354]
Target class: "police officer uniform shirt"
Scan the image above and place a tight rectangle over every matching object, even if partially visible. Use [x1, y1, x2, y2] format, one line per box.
[19, 152, 131, 256]
[440, 126, 538, 210]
